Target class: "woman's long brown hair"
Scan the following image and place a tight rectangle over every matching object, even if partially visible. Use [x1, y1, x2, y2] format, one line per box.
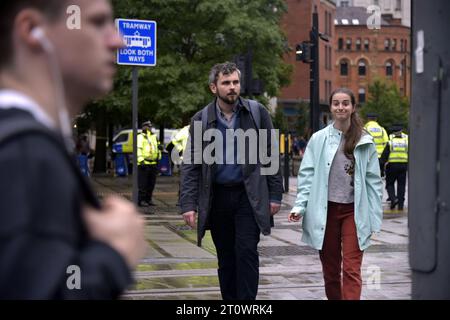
[329, 88, 364, 160]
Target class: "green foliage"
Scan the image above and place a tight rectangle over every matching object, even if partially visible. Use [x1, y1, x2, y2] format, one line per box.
[84, 0, 293, 172]
[273, 105, 287, 132]
[360, 79, 409, 132]
[104, 0, 292, 128]
[295, 101, 310, 137]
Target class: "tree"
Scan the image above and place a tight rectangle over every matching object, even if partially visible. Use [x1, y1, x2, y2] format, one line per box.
[112, 0, 291, 123]
[88, 0, 292, 172]
[360, 79, 409, 132]
[273, 106, 287, 133]
[295, 101, 310, 138]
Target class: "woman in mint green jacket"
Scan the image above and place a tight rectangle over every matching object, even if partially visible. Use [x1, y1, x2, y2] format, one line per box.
[288, 88, 383, 300]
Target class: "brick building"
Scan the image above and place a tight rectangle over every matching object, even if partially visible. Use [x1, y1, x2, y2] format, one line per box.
[334, 6, 411, 104]
[336, 0, 411, 27]
[277, 1, 410, 134]
[278, 0, 336, 131]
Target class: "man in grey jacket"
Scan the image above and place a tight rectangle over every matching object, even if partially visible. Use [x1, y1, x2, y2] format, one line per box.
[180, 62, 283, 300]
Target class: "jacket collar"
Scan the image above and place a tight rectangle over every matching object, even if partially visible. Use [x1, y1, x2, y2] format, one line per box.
[205, 97, 248, 125]
[0, 89, 56, 129]
[328, 123, 343, 137]
[326, 123, 373, 147]
[356, 132, 373, 147]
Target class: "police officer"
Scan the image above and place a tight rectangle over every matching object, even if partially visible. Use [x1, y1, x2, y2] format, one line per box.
[364, 113, 390, 201]
[169, 125, 190, 206]
[171, 125, 190, 161]
[137, 120, 161, 207]
[364, 113, 389, 162]
[381, 124, 408, 210]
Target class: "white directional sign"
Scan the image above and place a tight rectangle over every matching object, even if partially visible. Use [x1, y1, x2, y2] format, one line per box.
[116, 19, 157, 66]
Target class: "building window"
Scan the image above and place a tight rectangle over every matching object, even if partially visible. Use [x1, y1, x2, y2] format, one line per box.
[396, 0, 402, 11]
[392, 39, 397, 51]
[329, 12, 333, 36]
[358, 88, 366, 104]
[326, 46, 329, 69]
[340, 59, 349, 76]
[385, 38, 390, 51]
[364, 38, 369, 51]
[324, 80, 332, 100]
[400, 59, 405, 77]
[358, 60, 366, 76]
[356, 38, 361, 51]
[373, 0, 379, 5]
[325, 11, 328, 36]
[328, 46, 332, 70]
[328, 81, 332, 99]
[341, 1, 350, 7]
[386, 61, 393, 76]
[346, 38, 352, 50]
[338, 38, 344, 50]
[404, 39, 408, 52]
[400, 39, 404, 52]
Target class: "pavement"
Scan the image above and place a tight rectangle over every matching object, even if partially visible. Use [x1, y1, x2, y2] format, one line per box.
[91, 170, 410, 300]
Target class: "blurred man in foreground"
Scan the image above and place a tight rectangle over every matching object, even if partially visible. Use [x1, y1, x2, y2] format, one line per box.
[0, 0, 147, 299]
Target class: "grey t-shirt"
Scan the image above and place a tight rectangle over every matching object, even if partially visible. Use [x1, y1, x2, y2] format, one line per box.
[328, 137, 355, 203]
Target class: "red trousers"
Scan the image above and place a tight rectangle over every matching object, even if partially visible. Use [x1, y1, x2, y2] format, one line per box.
[319, 201, 364, 300]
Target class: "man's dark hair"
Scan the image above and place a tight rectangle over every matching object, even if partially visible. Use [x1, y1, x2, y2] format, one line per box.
[0, 1, 67, 69]
[208, 62, 241, 85]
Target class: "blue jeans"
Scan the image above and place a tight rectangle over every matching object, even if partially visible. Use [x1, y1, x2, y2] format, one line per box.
[210, 183, 261, 300]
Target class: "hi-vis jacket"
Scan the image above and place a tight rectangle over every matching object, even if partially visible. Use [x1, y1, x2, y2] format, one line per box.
[137, 131, 161, 165]
[388, 134, 408, 163]
[364, 120, 389, 158]
[171, 125, 190, 153]
[291, 124, 383, 251]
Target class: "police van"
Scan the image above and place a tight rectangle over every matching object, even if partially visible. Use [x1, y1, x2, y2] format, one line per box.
[112, 128, 178, 154]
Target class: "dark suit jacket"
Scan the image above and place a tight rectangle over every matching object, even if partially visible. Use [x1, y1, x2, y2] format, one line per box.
[0, 108, 131, 299]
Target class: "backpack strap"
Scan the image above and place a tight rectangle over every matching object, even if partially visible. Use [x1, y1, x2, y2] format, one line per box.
[201, 105, 208, 132]
[247, 99, 261, 130]
[0, 116, 100, 209]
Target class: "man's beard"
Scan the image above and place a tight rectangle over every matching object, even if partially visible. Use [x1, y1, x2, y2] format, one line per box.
[217, 91, 239, 105]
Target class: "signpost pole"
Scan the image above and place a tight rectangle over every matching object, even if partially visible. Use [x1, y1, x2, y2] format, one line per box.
[132, 67, 139, 205]
[116, 18, 157, 206]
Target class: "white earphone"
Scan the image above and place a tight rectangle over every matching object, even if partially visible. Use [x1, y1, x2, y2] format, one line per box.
[30, 26, 73, 148]
[31, 27, 53, 52]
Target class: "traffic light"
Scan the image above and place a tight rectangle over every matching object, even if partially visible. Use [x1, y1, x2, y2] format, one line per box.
[234, 54, 248, 94]
[234, 51, 264, 97]
[295, 42, 312, 63]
